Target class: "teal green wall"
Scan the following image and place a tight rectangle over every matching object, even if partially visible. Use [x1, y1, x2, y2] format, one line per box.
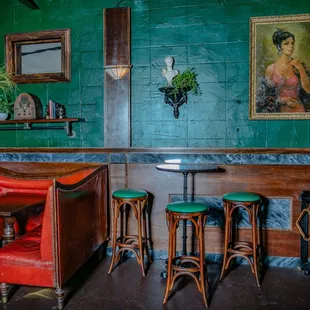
[0, 0, 309, 148]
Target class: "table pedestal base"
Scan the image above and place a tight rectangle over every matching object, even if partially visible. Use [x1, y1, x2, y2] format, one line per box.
[3, 216, 16, 245]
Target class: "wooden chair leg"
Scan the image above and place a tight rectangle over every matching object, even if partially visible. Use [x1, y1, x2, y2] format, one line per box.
[137, 202, 146, 277]
[220, 203, 230, 281]
[163, 213, 174, 304]
[199, 215, 208, 308]
[252, 204, 260, 287]
[172, 218, 177, 258]
[108, 201, 119, 274]
[55, 287, 65, 310]
[0, 283, 9, 303]
[143, 209, 153, 264]
[202, 215, 209, 286]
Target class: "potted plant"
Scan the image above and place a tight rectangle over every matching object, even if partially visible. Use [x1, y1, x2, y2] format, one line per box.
[171, 68, 200, 98]
[159, 68, 200, 119]
[0, 64, 16, 120]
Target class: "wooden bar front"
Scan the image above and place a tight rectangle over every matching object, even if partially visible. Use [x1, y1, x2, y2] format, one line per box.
[110, 163, 308, 258]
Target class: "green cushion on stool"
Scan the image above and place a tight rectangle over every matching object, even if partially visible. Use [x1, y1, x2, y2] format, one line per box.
[113, 188, 147, 199]
[223, 191, 260, 202]
[166, 201, 208, 213]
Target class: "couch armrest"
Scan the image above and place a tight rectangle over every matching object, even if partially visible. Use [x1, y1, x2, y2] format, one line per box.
[56, 168, 96, 185]
[0, 174, 53, 190]
[53, 165, 108, 287]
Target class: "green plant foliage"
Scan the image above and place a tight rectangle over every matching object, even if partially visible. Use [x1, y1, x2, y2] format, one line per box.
[172, 68, 200, 97]
[0, 98, 14, 114]
[0, 64, 16, 114]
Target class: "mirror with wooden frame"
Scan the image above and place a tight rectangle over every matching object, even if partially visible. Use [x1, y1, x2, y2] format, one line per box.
[5, 29, 71, 84]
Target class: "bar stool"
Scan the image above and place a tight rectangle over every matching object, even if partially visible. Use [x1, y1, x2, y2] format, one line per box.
[108, 188, 152, 276]
[220, 191, 262, 286]
[163, 201, 209, 308]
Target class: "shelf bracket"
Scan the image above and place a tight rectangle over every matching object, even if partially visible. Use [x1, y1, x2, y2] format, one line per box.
[24, 123, 32, 130]
[64, 121, 73, 136]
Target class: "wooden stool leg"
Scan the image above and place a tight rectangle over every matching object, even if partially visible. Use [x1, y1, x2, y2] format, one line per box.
[199, 214, 208, 308]
[220, 203, 230, 281]
[170, 216, 177, 292]
[252, 204, 260, 287]
[202, 215, 209, 285]
[120, 203, 125, 261]
[256, 204, 262, 273]
[163, 213, 174, 304]
[137, 201, 146, 277]
[108, 200, 119, 274]
[143, 205, 152, 264]
[172, 217, 177, 258]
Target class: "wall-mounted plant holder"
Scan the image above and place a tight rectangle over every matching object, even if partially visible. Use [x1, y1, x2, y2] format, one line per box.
[159, 86, 187, 119]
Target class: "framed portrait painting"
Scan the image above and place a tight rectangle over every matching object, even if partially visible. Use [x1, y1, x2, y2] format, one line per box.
[250, 14, 310, 119]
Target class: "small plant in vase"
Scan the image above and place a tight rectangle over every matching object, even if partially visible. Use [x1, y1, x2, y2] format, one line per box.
[0, 64, 16, 120]
[159, 68, 200, 119]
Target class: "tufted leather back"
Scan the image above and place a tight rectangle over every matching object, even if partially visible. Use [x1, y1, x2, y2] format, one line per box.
[0, 174, 52, 192]
[40, 168, 99, 262]
[53, 166, 108, 286]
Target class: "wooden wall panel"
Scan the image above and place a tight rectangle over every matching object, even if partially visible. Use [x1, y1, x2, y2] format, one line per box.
[0, 162, 101, 176]
[103, 8, 131, 147]
[109, 163, 309, 258]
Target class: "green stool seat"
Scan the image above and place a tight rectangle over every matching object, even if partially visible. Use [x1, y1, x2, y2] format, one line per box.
[223, 191, 260, 202]
[113, 188, 147, 199]
[166, 201, 208, 213]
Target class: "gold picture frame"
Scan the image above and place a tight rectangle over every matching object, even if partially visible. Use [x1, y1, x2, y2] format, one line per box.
[250, 14, 310, 119]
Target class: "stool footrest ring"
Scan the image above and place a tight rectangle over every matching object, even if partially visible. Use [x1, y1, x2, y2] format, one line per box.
[171, 256, 201, 272]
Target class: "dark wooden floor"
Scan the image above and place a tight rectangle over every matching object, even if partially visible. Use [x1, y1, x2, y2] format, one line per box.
[1, 256, 310, 310]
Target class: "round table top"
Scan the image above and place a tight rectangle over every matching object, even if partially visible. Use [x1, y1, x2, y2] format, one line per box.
[156, 164, 219, 173]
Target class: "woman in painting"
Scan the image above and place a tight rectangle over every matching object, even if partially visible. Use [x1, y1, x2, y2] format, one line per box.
[257, 29, 310, 113]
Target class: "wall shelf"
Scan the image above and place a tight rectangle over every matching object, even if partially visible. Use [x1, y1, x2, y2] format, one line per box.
[0, 118, 83, 136]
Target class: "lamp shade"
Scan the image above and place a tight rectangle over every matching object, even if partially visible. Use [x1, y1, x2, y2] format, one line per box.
[104, 64, 132, 80]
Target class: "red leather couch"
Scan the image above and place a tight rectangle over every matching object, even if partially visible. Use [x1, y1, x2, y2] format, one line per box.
[0, 163, 108, 309]
[0, 172, 48, 238]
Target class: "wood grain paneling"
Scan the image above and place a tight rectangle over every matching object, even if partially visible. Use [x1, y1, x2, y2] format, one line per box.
[108, 163, 310, 258]
[104, 8, 131, 148]
[104, 8, 130, 66]
[0, 162, 101, 176]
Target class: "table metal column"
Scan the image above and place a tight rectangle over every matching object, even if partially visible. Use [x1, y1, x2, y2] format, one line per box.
[182, 172, 189, 255]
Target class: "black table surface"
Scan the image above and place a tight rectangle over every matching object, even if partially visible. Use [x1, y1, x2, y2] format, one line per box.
[156, 164, 219, 173]
[0, 193, 45, 217]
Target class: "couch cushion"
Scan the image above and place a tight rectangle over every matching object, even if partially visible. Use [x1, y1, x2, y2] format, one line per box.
[25, 209, 44, 232]
[0, 226, 46, 265]
[40, 187, 54, 262]
[0, 226, 54, 287]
